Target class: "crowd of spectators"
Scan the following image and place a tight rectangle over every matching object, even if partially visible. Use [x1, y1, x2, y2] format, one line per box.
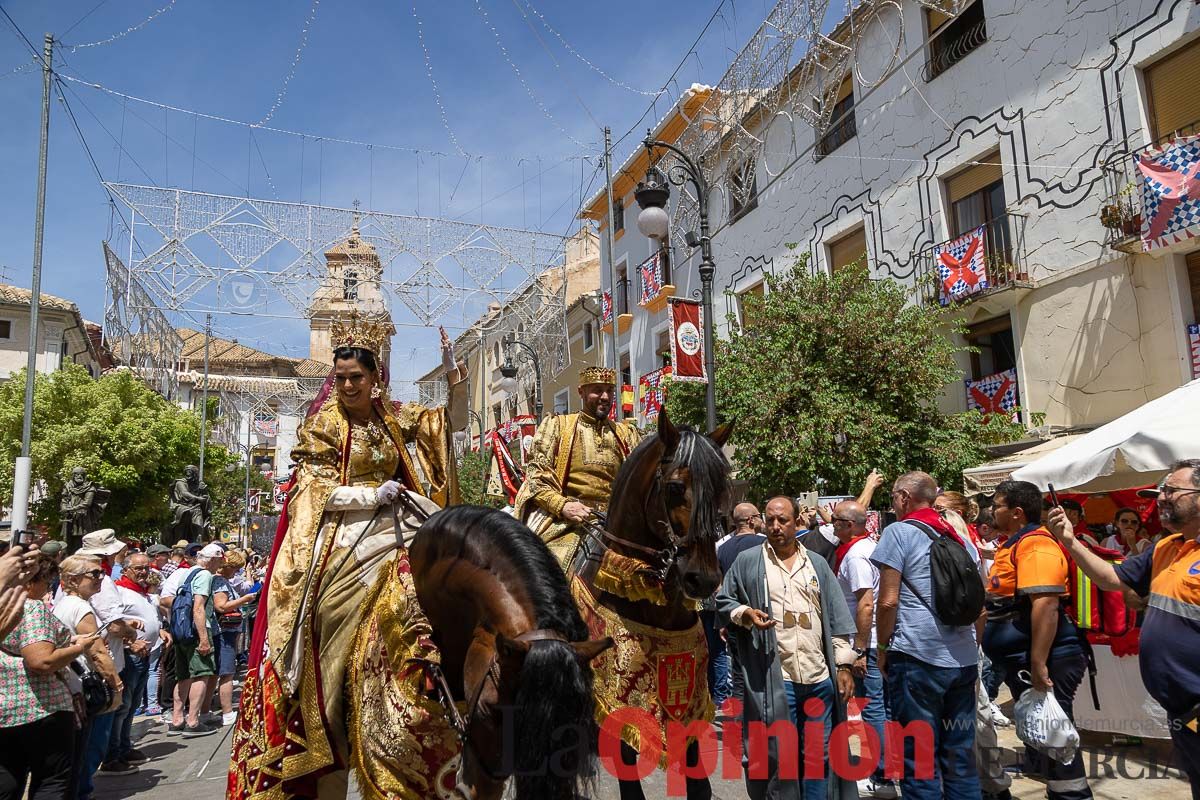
[0, 527, 263, 799]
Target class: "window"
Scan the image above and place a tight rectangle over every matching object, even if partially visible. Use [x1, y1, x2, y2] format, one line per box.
[737, 281, 765, 329]
[946, 154, 1012, 266]
[924, 1, 987, 81]
[815, 77, 857, 159]
[616, 267, 630, 316]
[582, 320, 595, 352]
[1187, 250, 1200, 322]
[343, 269, 359, 301]
[554, 388, 570, 414]
[493, 341, 501, 365]
[1145, 38, 1200, 144]
[0, 320, 11, 340]
[964, 315, 1016, 380]
[619, 353, 631, 389]
[828, 226, 868, 274]
[613, 200, 625, 234]
[656, 328, 671, 367]
[728, 159, 759, 222]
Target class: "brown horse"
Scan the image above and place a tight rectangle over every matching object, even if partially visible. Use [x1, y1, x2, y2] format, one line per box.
[409, 505, 613, 800]
[571, 410, 733, 800]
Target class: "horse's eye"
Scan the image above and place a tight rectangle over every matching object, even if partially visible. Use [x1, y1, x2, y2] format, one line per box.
[665, 481, 686, 499]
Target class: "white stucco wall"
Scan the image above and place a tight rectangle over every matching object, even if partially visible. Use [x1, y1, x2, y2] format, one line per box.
[599, 0, 1200, 428]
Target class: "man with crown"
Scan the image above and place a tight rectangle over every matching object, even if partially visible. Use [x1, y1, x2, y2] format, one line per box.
[229, 311, 468, 800]
[514, 366, 642, 569]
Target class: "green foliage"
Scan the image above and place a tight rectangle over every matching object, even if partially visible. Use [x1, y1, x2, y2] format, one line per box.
[457, 448, 501, 508]
[665, 253, 1032, 504]
[0, 364, 267, 539]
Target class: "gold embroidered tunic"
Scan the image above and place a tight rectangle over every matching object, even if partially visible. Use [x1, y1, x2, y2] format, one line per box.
[513, 411, 641, 568]
[229, 394, 461, 800]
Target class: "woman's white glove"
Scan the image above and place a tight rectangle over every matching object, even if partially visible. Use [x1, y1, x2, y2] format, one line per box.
[375, 480, 402, 506]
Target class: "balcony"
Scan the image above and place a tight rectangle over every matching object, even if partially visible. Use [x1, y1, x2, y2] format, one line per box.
[615, 277, 633, 334]
[815, 113, 857, 160]
[922, 13, 987, 82]
[916, 213, 1033, 310]
[1099, 119, 1200, 256]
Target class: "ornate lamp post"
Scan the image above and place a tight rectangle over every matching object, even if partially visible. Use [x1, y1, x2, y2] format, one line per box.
[497, 333, 544, 421]
[634, 130, 718, 432]
[453, 409, 487, 450]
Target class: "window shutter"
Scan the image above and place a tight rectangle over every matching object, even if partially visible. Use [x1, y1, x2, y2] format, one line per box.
[829, 227, 868, 272]
[946, 157, 1003, 203]
[1146, 39, 1200, 142]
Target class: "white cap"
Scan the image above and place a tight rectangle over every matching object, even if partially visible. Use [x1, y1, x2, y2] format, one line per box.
[198, 543, 225, 560]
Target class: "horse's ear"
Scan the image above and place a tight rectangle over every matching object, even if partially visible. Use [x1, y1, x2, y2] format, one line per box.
[494, 632, 530, 662]
[657, 408, 681, 453]
[707, 421, 734, 447]
[570, 637, 614, 663]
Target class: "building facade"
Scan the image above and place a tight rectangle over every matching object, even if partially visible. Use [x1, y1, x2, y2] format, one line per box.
[588, 0, 1200, 432]
[0, 284, 102, 380]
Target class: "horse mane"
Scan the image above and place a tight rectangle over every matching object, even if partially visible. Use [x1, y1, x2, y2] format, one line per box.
[417, 505, 595, 799]
[611, 426, 731, 543]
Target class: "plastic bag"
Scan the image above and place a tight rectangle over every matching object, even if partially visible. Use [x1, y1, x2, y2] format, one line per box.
[1013, 677, 1079, 765]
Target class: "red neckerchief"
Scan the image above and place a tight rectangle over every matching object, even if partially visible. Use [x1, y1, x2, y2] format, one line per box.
[114, 574, 148, 596]
[903, 507, 967, 547]
[834, 534, 869, 573]
[100, 557, 112, 576]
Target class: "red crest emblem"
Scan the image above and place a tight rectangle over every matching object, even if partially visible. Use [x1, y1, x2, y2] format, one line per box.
[657, 652, 697, 721]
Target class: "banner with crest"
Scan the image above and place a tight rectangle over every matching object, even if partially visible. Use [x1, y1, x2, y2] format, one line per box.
[601, 290, 613, 326]
[637, 252, 665, 307]
[935, 225, 989, 306]
[1135, 135, 1200, 252]
[668, 299, 706, 383]
[966, 368, 1019, 420]
[252, 410, 279, 437]
[638, 366, 672, 422]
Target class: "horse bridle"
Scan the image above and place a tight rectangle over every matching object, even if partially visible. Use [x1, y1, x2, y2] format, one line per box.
[424, 628, 570, 788]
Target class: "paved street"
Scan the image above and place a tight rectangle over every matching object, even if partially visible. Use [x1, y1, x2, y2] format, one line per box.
[91, 688, 1194, 800]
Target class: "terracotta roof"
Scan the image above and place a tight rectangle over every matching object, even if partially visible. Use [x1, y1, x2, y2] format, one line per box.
[292, 358, 332, 378]
[0, 284, 79, 312]
[176, 328, 282, 364]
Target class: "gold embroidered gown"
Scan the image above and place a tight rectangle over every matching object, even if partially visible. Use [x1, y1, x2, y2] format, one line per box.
[513, 411, 641, 568]
[228, 399, 461, 800]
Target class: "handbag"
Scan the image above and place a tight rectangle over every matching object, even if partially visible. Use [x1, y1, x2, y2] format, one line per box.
[68, 659, 114, 717]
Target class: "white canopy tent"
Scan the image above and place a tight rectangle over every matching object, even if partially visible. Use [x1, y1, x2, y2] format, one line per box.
[1011, 379, 1200, 492]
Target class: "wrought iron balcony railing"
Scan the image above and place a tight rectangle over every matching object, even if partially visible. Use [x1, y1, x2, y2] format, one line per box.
[922, 16, 988, 82]
[915, 213, 1030, 306]
[815, 113, 857, 160]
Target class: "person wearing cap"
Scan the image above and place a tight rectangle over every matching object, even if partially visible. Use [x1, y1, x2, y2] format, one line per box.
[160, 540, 190, 580]
[169, 543, 225, 737]
[145, 543, 170, 578]
[512, 366, 642, 568]
[1047, 459, 1200, 798]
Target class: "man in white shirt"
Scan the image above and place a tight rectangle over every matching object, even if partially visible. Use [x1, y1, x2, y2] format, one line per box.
[832, 500, 895, 799]
[104, 554, 161, 772]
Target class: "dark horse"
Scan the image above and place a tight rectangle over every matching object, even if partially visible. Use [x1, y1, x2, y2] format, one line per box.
[572, 410, 733, 800]
[410, 504, 613, 800]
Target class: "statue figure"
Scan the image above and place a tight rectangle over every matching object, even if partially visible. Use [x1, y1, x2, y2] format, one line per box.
[168, 465, 212, 542]
[60, 467, 109, 551]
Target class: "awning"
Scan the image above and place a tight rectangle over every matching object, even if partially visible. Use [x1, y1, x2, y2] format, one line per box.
[1011, 378, 1200, 492]
[961, 433, 1086, 495]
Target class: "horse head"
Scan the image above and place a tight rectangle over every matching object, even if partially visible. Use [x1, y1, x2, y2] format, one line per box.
[608, 409, 733, 603]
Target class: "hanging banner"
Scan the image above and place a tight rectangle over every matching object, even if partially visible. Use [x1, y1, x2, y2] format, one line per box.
[638, 252, 666, 307]
[620, 384, 635, 414]
[965, 368, 1019, 420]
[934, 225, 989, 306]
[252, 410, 279, 437]
[485, 430, 523, 504]
[490, 415, 538, 466]
[601, 291, 614, 325]
[638, 366, 672, 422]
[669, 298, 707, 383]
[1189, 323, 1200, 379]
[1135, 135, 1200, 252]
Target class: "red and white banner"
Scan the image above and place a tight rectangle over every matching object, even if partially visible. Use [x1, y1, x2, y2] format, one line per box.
[1188, 323, 1200, 379]
[601, 291, 614, 325]
[669, 298, 707, 383]
[638, 366, 672, 422]
[966, 368, 1019, 420]
[1135, 135, 1200, 252]
[491, 414, 538, 465]
[484, 430, 523, 504]
[638, 252, 666, 306]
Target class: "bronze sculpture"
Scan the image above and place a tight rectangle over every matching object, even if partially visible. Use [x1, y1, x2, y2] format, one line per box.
[168, 464, 212, 542]
[59, 467, 109, 551]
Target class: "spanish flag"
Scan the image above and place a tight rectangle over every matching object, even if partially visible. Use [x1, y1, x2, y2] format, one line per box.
[621, 384, 635, 414]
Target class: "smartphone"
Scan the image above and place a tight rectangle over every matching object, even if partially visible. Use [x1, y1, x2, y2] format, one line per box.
[94, 619, 115, 638]
[796, 491, 819, 511]
[12, 529, 34, 548]
[1047, 483, 1061, 508]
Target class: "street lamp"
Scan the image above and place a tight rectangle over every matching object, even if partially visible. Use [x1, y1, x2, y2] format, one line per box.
[635, 130, 718, 432]
[497, 333, 543, 420]
[454, 409, 487, 450]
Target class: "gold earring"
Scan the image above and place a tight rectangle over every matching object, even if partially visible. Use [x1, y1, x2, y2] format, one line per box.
[370, 385, 382, 399]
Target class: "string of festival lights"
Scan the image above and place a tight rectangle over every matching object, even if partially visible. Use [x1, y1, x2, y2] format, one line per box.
[257, 0, 320, 125]
[63, 0, 180, 52]
[411, 1, 470, 159]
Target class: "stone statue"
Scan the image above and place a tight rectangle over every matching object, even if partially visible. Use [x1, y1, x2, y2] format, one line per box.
[168, 465, 212, 542]
[60, 467, 109, 551]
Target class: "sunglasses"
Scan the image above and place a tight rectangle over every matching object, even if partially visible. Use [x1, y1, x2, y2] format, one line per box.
[75, 569, 104, 580]
[831, 516, 854, 524]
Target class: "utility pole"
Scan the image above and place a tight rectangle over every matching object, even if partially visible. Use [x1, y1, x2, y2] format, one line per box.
[11, 34, 53, 539]
[602, 128, 618, 376]
[197, 314, 212, 481]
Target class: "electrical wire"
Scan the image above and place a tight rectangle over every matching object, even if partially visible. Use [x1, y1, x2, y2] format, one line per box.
[507, 0, 602, 131]
[63, 0, 179, 52]
[258, 0, 320, 125]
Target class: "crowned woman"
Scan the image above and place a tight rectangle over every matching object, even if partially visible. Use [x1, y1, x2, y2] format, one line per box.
[228, 312, 468, 800]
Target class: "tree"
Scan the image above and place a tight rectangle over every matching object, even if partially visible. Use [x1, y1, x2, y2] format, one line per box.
[0, 364, 264, 539]
[666, 253, 1030, 502]
[457, 448, 502, 508]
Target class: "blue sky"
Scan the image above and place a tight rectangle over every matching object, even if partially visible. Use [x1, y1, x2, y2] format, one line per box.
[0, 0, 774, 385]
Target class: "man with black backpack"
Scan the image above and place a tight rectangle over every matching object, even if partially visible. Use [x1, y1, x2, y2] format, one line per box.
[984, 480, 1093, 800]
[872, 471, 986, 800]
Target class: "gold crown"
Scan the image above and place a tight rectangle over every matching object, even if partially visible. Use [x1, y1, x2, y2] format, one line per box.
[330, 311, 391, 356]
[579, 366, 616, 386]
